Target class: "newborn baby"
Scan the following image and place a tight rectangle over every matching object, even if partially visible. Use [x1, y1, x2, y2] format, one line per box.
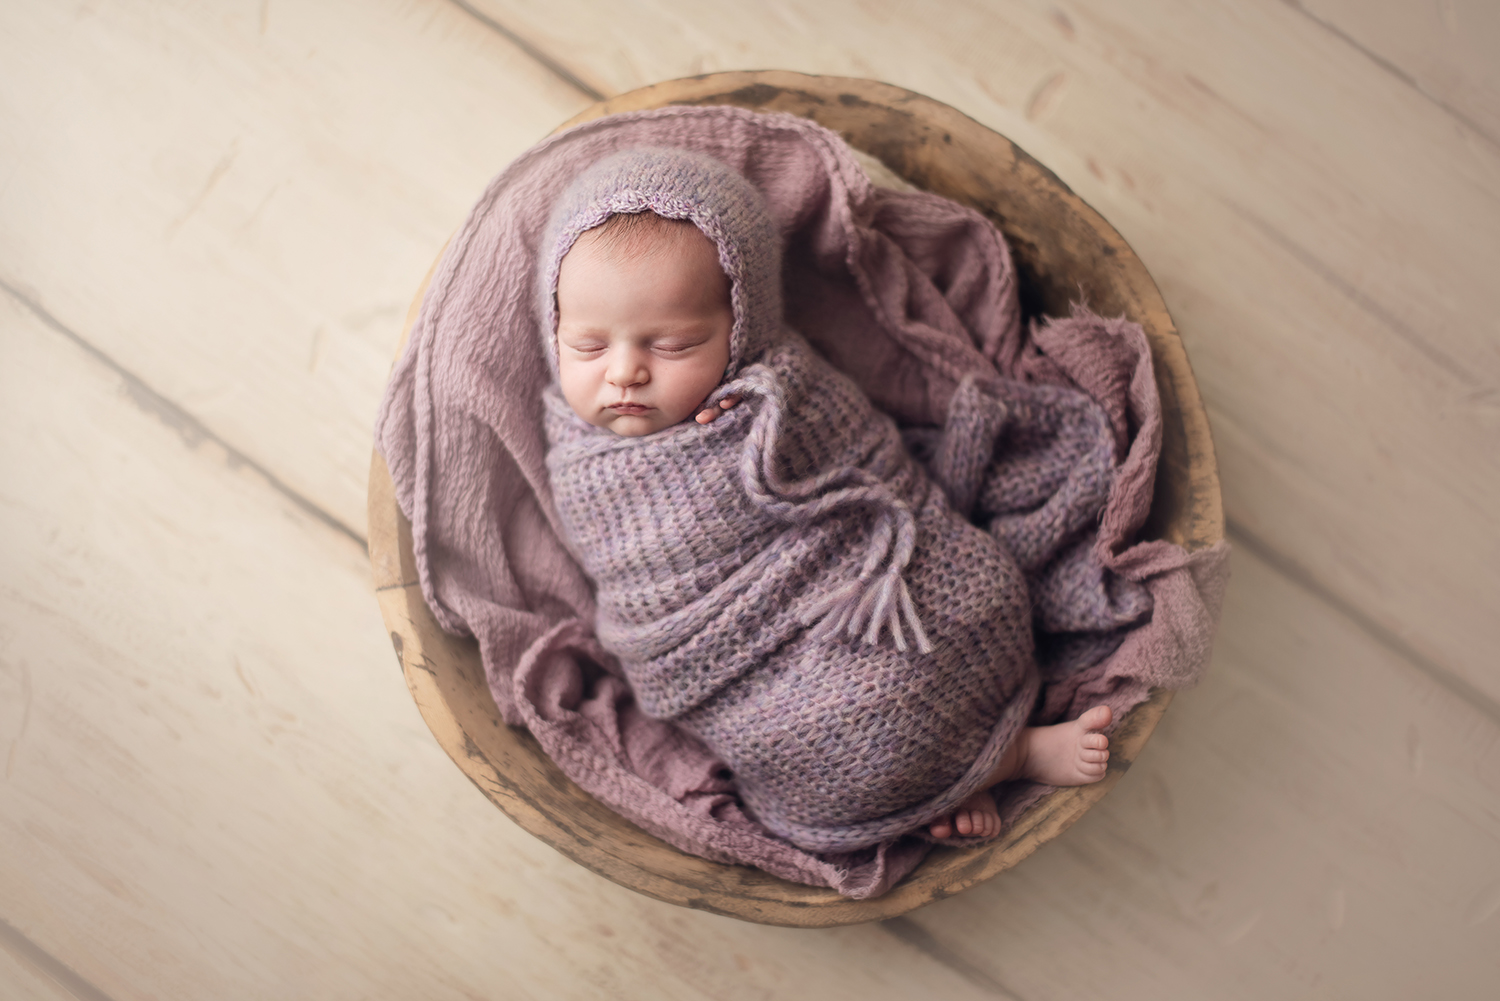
[541, 148, 1115, 849]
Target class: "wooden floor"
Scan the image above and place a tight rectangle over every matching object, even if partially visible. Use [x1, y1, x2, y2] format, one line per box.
[2, 1, 1496, 998]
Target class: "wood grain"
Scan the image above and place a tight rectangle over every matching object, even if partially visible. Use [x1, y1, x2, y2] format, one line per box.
[1294, 0, 1500, 143]
[0, 928, 93, 1001]
[0, 0, 591, 539]
[370, 71, 1220, 926]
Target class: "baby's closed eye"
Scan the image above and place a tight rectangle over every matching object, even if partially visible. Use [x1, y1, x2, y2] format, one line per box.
[559, 335, 608, 355]
[652, 335, 712, 355]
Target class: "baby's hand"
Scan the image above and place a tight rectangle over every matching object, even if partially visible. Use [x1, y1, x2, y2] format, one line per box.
[695, 394, 742, 425]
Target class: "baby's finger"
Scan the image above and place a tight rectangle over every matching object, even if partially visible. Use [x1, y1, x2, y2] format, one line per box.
[697, 395, 742, 424]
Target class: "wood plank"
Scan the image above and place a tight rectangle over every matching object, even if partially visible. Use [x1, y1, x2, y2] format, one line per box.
[464, 0, 1500, 710]
[1293, 0, 1500, 144]
[0, 928, 96, 1001]
[0, 291, 1020, 1001]
[0, 0, 591, 539]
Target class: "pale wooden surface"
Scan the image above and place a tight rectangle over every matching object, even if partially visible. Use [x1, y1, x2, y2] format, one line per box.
[1, 0, 1496, 997]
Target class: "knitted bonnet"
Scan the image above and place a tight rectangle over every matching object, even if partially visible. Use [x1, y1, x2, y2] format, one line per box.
[538, 147, 783, 383]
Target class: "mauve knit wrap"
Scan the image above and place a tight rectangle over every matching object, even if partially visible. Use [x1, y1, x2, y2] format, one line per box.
[538, 149, 1148, 851]
[374, 106, 1230, 897]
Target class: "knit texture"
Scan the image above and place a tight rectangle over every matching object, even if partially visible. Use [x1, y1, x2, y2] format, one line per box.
[539, 148, 1155, 850]
[544, 335, 1041, 849]
[374, 105, 1230, 896]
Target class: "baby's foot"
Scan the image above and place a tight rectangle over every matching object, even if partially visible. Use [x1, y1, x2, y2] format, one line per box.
[1017, 705, 1113, 786]
[928, 790, 1001, 840]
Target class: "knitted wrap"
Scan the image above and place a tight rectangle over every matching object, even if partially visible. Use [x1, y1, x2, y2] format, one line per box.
[539, 149, 1146, 851]
[544, 336, 1040, 850]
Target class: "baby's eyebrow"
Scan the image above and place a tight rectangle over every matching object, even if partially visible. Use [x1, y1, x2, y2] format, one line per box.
[652, 318, 726, 335]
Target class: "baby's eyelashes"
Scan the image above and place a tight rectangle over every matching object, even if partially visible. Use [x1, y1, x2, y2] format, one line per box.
[653, 333, 716, 355]
[558, 335, 708, 356]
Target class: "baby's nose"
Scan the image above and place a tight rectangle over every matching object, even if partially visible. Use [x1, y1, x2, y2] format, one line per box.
[606, 348, 650, 387]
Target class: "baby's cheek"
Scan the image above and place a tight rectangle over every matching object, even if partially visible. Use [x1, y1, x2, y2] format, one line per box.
[557, 360, 600, 418]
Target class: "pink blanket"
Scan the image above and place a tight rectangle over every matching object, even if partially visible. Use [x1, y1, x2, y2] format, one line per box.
[375, 106, 1229, 898]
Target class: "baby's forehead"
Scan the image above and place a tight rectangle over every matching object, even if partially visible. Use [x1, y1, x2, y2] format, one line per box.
[581, 210, 708, 253]
[557, 210, 732, 316]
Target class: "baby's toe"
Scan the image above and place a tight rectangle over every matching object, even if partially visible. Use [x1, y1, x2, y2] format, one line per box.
[1079, 705, 1112, 731]
[1081, 748, 1109, 763]
[929, 817, 953, 839]
[954, 810, 975, 837]
[1084, 733, 1108, 750]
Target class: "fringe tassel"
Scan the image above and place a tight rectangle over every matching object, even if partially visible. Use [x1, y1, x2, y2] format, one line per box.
[802, 571, 934, 655]
[802, 578, 863, 639]
[860, 574, 897, 648]
[897, 576, 933, 654]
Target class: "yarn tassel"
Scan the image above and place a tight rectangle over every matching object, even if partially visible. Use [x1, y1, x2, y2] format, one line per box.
[802, 570, 934, 655]
[803, 578, 864, 639]
[897, 575, 934, 654]
[860, 572, 898, 648]
[889, 613, 907, 653]
[844, 575, 884, 639]
[860, 571, 934, 655]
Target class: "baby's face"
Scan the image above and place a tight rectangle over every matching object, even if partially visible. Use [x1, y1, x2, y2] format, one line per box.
[555, 224, 732, 436]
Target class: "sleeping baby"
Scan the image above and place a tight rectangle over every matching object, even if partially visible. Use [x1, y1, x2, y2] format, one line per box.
[539, 147, 1124, 850]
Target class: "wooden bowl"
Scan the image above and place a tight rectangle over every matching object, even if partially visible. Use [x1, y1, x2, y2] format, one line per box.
[368, 71, 1223, 927]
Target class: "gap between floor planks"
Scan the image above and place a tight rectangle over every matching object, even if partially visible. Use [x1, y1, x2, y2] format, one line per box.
[0, 279, 363, 550]
[0, 917, 116, 1001]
